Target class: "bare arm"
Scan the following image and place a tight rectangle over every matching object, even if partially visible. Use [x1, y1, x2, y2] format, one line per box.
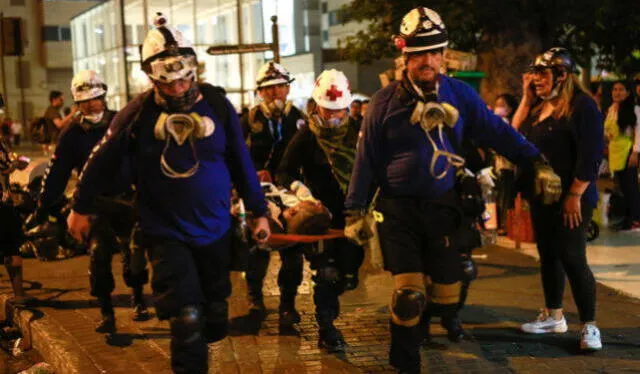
[55, 106, 80, 130]
[511, 73, 537, 130]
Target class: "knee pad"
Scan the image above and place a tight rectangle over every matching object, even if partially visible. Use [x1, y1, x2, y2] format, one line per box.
[170, 306, 203, 344]
[391, 273, 426, 327]
[313, 266, 344, 293]
[425, 278, 462, 317]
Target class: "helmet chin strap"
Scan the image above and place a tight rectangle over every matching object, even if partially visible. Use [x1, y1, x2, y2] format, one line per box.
[540, 84, 561, 101]
[540, 74, 566, 101]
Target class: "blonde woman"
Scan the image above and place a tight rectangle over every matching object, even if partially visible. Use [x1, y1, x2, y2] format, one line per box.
[512, 47, 604, 351]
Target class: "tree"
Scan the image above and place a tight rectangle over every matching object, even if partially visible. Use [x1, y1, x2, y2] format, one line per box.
[339, 0, 640, 102]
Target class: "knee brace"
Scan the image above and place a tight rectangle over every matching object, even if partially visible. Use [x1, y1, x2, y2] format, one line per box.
[424, 276, 462, 317]
[391, 273, 426, 327]
[170, 306, 203, 345]
[313, 265, 344, 294]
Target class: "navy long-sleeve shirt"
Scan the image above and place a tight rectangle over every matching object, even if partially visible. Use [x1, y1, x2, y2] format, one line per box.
[38, 111, 128, 213]
[519, 92, 604, 207]
[346, 75, 541, 210]
[73, 91, 267, 246]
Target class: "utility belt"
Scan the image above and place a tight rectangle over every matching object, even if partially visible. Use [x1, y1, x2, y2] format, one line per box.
[378, 189, 480, 250]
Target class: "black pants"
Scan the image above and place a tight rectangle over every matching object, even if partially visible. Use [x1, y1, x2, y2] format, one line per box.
[305, 238, 364, 330]
[376, 195, 463, 373]
[246, 244, 305, 297]
[0, 201, 23, 258]
[122, 224, 149, 290]
[615, 165, 640, 222]
[87, 215, 132, 300]
[145, 232, 232, 373]
[530, 201, 596, 322]
[496, 169, 516, 230]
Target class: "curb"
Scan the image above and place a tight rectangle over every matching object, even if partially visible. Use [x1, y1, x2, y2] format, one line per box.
[0, 293, 101, 374]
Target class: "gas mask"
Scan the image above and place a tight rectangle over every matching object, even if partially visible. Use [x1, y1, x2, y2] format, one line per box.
[154, 112, 215, 178]
[154, 80, 200, 113]
[83, 111, 104, 124]
[312, 114, 347, 129]
[268, 99, 285, 118]
[405, 73, 464, 179]
[410, 98, 464, 179]
[260, 99, 291, 120]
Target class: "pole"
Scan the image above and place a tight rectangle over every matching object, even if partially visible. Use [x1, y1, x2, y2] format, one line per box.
[142, 0, 149, 34]
[271, 16, 280, 63]
[236, 0, 245, 108]
[119, 0, 131, 101]
[0, 13, 10, 119]
[17, 53, 26, 131]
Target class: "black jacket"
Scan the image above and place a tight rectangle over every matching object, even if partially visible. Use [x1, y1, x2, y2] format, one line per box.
[276, 118, 359, 228]
[242, 103, 305, 175]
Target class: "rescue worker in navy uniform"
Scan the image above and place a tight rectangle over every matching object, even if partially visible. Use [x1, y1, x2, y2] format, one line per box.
[0, 138, 28, 304]
[276, 69, 364, 352]
[344, 7, 563, 373]
[32, 70, 148, 332]
[242, 62, 307, 327]
[67, 14, 269, 373]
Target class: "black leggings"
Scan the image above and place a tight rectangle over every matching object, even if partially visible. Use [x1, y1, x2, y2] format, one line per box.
[530, 201, 596, 322]
[615, 165, 640, 222]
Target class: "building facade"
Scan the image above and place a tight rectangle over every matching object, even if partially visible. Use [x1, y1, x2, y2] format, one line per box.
[0, 0, 101, 126]
[70, 0, 326, 110]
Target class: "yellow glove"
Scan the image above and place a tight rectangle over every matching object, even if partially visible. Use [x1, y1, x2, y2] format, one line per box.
[344, 211, 373, 246]
[533, 158, 562, 205]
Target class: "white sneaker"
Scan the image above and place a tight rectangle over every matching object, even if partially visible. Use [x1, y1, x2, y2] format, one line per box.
[580, 324, 602, 351]
[521, 311, 568, 334]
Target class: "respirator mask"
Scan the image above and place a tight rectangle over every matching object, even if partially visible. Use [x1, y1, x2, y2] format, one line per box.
[153, 112, 215, 178]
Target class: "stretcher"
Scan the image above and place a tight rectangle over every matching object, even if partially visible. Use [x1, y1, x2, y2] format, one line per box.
[268, 229, 345, 246]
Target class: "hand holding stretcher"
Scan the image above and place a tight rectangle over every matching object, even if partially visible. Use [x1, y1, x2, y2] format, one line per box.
[232, 181, 344, 250]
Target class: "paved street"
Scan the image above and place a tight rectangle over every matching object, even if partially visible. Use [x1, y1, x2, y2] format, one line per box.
[0, 244, 639, 373]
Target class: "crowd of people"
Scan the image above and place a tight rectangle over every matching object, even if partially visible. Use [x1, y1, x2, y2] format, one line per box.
[1, 5, 639, 373]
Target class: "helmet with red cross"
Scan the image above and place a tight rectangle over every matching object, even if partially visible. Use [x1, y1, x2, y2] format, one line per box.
[312, 69, 352, 110]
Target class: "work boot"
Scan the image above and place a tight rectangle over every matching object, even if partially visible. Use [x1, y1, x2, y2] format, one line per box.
[441, 316, 475, 342]
[247, 284, 267, 316]
[205, 320, 228, 343]
[279, 291, 300, 327]
[419, 316, 431, 345]
[318, 326, 347, 353]
[205, 301, 229, 343]
[278, 304, 301, 327]
[95, 314, 116, 334]
[132, 288, 150, 321]
[389, 322, 421, 373]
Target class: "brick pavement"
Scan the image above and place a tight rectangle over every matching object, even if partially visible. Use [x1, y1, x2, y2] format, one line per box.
[0, 245, 639, 373]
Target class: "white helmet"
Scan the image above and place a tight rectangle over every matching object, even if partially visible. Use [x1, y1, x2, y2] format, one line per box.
[256, 62, 294, 89]
[141, 13, 197, 83]
[71, 70, 107, 102]
[394, 7, 448, 54]
[312, 69, 352, 110]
